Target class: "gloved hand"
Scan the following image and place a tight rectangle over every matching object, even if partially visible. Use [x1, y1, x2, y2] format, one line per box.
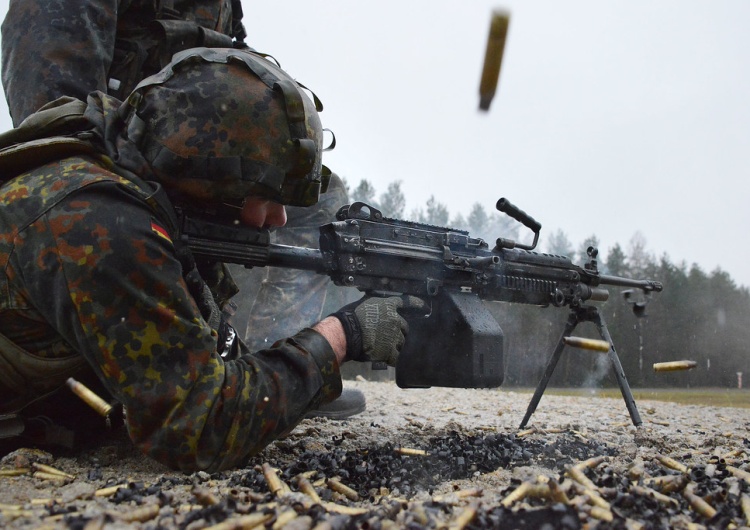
[332, 295, 426, 366]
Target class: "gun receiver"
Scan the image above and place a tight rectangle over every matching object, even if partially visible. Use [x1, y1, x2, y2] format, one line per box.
[181, 198, 663, 426]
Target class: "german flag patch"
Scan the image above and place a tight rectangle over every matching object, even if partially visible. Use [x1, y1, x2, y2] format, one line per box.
[150, 218, 172, 244]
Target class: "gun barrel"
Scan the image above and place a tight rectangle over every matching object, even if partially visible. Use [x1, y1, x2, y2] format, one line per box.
[599, 274, 663, 292]
[267, 245, 326, 273]
[184, 232, 325, 273]
[186, 235, 269, 267]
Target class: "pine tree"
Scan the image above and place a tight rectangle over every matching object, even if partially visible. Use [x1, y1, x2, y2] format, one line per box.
[467, 203, 489, 236]
[351, 179, 378, 208]
[451, 213, 468, 230]
[627, 232, 653, 277]
[379, 181, 405, 218]
[422, 196, 450, 226]
[545, 229, 574, 257]
[605, 244, 628, 276]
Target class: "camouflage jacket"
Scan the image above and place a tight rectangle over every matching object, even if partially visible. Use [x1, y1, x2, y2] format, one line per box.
[1, 0, 244, 125]
[0, 155, 342, 472]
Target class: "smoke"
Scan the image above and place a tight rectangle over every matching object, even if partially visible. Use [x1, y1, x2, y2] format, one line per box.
[581, 352, 612, 391]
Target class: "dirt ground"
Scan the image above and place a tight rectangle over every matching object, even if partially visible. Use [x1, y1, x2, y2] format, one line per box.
[1, 381, 749, 529]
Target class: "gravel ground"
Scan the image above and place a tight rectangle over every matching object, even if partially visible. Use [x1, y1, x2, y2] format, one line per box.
[1, 381, 749, 529]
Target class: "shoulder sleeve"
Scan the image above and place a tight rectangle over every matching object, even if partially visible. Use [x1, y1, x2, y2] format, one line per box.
[16, 179, 341, 471]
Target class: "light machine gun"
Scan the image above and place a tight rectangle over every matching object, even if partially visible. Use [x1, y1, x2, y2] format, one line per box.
[182, 198, 663, 427]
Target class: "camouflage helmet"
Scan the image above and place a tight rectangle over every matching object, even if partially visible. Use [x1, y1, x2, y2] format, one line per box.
[121, 47, 329, 207]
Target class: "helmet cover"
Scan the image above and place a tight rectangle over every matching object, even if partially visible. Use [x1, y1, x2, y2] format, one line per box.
[122, 47, 327, 207]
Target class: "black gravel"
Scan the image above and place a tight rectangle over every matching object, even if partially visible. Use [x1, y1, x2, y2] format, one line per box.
[232, 430, 617, 499]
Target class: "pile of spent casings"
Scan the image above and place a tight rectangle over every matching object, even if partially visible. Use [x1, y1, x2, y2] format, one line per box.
[1, 429, 749, 529]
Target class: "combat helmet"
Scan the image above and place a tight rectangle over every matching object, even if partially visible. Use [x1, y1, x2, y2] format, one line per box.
[120, 47, 329, 208]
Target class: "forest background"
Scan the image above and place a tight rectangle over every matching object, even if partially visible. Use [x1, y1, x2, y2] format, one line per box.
[344, 178, 749, 390]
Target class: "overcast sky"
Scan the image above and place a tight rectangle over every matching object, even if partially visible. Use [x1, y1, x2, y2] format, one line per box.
[0, 1, 748, 288]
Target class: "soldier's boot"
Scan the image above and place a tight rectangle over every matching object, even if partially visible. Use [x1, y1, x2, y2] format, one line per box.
[230, 175, 366, 420]
[305, 388, 365, 419]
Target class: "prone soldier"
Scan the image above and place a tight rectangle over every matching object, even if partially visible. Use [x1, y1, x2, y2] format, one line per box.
[0, 47, 422, 471]
[0, 0, 366, 418]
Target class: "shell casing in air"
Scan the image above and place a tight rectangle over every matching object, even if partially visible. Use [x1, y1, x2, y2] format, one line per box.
[66, 377, 112, 417]
[479, 9, 510, 111]
[563, 336, 611, 352]
[653, 360, 697, 372]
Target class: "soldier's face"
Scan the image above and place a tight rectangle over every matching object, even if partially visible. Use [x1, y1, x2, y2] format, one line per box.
[239, 197, 287, 229]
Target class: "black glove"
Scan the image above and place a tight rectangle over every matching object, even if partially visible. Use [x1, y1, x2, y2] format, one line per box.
[332, 295, 426, 366]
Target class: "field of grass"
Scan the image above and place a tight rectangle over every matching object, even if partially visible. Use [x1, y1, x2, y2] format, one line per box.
[515, 387, 750, 409]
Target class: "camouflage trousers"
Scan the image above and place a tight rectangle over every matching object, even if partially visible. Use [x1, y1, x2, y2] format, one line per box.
[229, 174, 358, 351]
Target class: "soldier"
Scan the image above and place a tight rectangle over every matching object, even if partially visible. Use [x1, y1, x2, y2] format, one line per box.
[0, 0, 366, 419]
[0, 47, 422, 470]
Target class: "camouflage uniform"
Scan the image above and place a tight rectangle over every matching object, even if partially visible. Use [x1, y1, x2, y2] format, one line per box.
[1, 0, 346, 349]
[0, 84, 342, 471]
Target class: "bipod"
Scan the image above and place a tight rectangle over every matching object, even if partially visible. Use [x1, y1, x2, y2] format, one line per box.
[519, 304, 642, 429]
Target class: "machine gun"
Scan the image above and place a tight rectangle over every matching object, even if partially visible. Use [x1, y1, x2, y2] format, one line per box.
[181, 198, 663, 427]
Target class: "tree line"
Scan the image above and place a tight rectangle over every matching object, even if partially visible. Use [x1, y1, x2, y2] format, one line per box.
[345, 179, 750, 389]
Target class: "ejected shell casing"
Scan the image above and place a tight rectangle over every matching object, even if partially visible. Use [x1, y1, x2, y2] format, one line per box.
[574, 456, 607, 470]
[741, 494, 750, 526]
[653, 360, 697, 372]
[66, 377, 112, 417]
[682, 485, 717, 519]
[204, 512, 274, 530]
[118, 503, 161, 524]
[631, 484, 679, 507]
[272, 509, 298, 530]
[192, 486, 220, 506]
[95, 484, 127, 497]
[564, 336, 611, 352]
[478, 9, 510, 111]
[32, 462, 74, 479]
[297, 476, 321, 503]
[500, 481, 532, 507]
[454, 488, 483, 499]
[727, 465, 750, 483]
[327, 477, 359, 501]
[394, 447, 428, 456]
[547, 479, 570, 504]
[648, 474, 688, 494]
[655, 455, 689, 474]
[587, 506, 614, 523]
[262, 463, 288, 497]
[320, 501, 369, 515]
[449, 505, 477, 530]
[0, 468, 29, 477]
[32, 471, 70, 483]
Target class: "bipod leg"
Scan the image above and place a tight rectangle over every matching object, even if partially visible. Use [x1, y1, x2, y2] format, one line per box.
[519, 310, 580, 429]
[592, 309, 642, 427]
